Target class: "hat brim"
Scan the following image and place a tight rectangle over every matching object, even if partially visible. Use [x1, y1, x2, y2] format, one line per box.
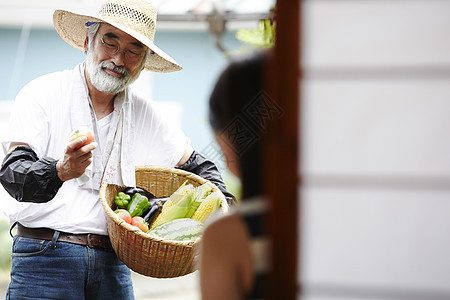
[53, 9, 182, 73]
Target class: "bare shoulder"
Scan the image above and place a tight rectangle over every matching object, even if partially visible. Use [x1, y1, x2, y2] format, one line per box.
[204, 213, 245, 238]
[202, 212, 249, 253]
[200, 211, 254, 299]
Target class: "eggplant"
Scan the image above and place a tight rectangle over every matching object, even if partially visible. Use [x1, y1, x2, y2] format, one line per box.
[122, 186, 155, 200]
[146, 197, 169, 211]
[140, 197, 170, 223]
[142, 204, 161, 225]
[154, 197, 169, 206]
[142, 197, 169, 225]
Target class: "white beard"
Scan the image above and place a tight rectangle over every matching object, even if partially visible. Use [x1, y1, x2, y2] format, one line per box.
[85, 50, 141, 95]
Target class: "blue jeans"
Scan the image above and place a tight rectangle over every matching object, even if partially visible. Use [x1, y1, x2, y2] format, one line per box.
[6, 232, 135, 300]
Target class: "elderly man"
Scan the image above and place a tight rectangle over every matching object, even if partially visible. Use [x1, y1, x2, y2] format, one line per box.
[0, 0, 233, 299]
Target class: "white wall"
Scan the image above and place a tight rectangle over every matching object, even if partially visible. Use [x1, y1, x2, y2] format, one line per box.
[300, 1, 450, 299]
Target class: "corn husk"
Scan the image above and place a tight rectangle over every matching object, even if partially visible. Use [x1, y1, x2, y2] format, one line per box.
[185, 183, 213, 218]
[150, 183, 195, 228]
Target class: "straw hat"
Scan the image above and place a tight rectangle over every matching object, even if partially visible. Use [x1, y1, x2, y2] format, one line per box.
[53, 0, 182, 73]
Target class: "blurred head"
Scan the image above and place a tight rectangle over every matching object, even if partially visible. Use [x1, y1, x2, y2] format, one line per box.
[209, 53, 265, 199]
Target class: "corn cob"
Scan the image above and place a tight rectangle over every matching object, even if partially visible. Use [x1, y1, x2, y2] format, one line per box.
[156, 181, 189, 212]
[191, 192, 221, 223]
[150, 183, 194, 228]
[185, 183, 212, 218]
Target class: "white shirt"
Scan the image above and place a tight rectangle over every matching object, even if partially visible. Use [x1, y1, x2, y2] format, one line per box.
[2, 63, 189, 235]
[97, 112, 113, 153]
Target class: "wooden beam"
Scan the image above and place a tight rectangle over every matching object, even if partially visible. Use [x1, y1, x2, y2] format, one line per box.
[264, 0, 301, 299]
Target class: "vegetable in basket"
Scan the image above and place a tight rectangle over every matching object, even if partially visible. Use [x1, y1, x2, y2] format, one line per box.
[115, 209, 131, 224]
[185, 183, 212, 218]
[114, 192, 131, 209]
[147, 218, 204, 241]
[122, 186, 155, 200]
[142, 198, 168, 226]
[192, 191, 221, 223]
[130, 216, 149, 232]
[150, 183, 195, 228]
[127, 193, 150, 217]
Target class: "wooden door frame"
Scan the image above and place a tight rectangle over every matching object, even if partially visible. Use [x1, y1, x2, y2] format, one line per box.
[264, 0, 301, 299]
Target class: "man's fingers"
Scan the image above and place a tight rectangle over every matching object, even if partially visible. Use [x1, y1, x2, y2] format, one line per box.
[67, 140, 97, 154]
[79, 154, 93, 166]
[67, 136, 87, 151]
[84, 142, 98, 152]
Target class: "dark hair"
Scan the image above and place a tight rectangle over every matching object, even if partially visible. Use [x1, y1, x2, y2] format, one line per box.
[209, 53, 265, 199]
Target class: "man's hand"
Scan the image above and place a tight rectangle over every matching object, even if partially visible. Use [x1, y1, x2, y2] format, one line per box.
[56, 136, 97, 181]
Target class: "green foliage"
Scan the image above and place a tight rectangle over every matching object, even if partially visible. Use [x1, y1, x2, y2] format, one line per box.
[235, 19, 276, 49]
[222, 169, 242, 203]
[225, 19, 275, 57]
[0, 219, 12, 272]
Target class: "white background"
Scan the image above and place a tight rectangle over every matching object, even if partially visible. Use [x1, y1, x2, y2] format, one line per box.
[300, 1, 450, 299]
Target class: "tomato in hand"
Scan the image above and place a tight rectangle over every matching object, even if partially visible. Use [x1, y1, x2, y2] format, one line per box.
[70, 126, 95, 150]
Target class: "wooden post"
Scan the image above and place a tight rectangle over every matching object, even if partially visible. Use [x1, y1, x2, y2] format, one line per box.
[264, 0, 301, 299]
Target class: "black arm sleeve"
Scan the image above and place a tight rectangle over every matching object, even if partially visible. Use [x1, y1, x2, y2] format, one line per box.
[0, 146, 64, 203]
[177, 150, 236, 205]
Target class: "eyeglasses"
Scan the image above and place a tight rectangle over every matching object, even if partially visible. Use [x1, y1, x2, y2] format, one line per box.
[100, 35, 148, 63]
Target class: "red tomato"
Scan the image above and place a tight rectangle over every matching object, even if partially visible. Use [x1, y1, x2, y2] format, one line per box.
[70, 126, 95, 150]
[131, 216, 149, 232]
[115, 209, 132, 224]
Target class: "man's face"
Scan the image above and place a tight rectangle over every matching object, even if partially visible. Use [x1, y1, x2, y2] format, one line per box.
[85, 23, 147, 94]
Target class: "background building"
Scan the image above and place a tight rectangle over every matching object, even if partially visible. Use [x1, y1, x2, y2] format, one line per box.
[0, 0, 273, 298]
[1, 0, 450, 299]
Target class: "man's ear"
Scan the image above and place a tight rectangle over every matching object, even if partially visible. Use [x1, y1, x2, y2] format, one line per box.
[84, 37, 89, 52]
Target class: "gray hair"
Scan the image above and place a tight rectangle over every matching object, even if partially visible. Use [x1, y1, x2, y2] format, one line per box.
[86, 22, 101, 51]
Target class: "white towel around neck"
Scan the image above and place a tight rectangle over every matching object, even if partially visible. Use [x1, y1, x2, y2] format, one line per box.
[70, 62, 136, 190]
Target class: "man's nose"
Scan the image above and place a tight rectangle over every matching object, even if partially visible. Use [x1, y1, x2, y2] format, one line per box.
[110, 50, 126, 66]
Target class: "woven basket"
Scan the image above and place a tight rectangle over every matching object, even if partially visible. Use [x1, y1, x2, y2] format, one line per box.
[99, 165, 229, 278]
